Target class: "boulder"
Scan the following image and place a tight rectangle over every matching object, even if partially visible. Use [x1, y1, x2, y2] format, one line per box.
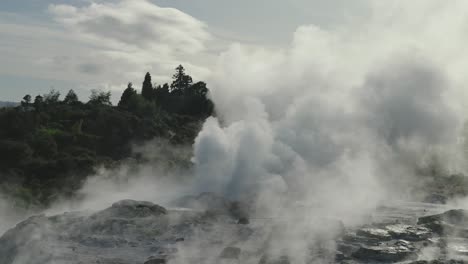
[0, 200, 175, 264]
[94, 200, 167, 219]
[418, 210, 468, 236]
[352, 240, 417, 262]
[386, 224, 432, 241]
[335, 251, 346, 262]
[356, 228, 392, 241]
[418, 210, 468, 226]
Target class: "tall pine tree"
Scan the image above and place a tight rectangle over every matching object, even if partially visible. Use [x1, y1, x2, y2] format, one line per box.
[118, 83, 137, 108]
[141, 72, 153, 100]
[170, 65, 192, 93]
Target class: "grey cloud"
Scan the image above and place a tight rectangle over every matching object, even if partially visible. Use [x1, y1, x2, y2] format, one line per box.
[49, 0, 210, 55]
[41, 0, 215, 93]
[77, 63, 102, 75]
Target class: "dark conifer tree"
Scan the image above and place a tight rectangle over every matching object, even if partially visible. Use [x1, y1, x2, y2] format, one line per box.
[64, 89, 79, 104]
[141, 72, 153, 100]
[162, 83, 170, 92]
[170, 65, 192, 92]
[118, 83, 137, 108]
[33, 95, 43, 110]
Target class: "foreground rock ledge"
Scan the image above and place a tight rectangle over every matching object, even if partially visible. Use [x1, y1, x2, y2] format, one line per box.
[1, 199, 468, 264]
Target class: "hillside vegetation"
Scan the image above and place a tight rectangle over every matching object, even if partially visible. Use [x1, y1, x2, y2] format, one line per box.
[0, 65, 214, 207]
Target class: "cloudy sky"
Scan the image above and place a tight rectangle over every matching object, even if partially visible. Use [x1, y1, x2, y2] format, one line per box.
[2, 1, 468, 105]
[0, 0, 372, 102]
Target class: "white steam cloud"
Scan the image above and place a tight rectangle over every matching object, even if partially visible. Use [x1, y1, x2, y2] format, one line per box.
[193, 41, 463, 223]
[183, 5, 468, 258]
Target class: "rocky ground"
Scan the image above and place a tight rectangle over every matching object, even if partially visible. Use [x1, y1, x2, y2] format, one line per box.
[1, 194, 468, 264]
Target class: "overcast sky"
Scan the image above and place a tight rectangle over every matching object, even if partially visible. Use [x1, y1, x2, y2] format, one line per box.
[0, 0, 372, 102]
[2, 1, 468, 105]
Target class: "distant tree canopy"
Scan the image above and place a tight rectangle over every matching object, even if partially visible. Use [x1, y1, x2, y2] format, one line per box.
[64, 89, 79, 104]
[141, 73, 153, 101]
[44, 89, 61, 105]
[119, 65, 214, 118]
[118, 83, 137, 109]
[33, 95, 43, 110]
[0, 65, 215, 207]
[171, 65, 193, 92]
[21, 95, 32, 107]
[89, 89, 112, 106]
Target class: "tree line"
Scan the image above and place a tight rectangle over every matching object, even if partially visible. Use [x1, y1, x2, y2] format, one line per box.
[0, 65, 214, 207]
[21, 65, 214, 118]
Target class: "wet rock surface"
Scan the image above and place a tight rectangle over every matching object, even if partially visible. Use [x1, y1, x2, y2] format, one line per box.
[335, 206, 468, 263]
[1, 198, 468, 264]
[353, 239, 418, 262]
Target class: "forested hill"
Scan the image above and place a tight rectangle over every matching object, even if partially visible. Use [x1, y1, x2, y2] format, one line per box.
[0, 102, 19, 108]
[0, 65, 214, 207]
